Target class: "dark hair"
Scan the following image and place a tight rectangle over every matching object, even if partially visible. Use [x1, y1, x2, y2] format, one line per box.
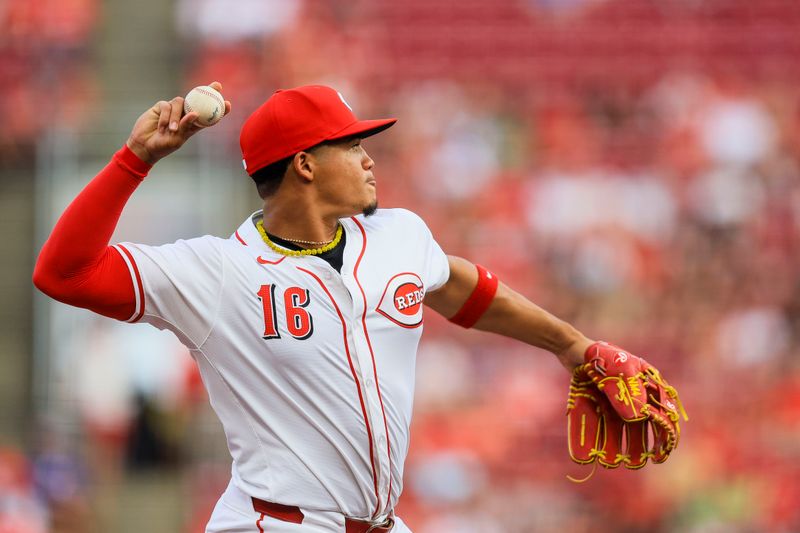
[250, 155, 294, 198]
[249, 139, 347, 198]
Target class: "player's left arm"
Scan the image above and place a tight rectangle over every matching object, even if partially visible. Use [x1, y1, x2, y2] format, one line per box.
[426, 256, 688, 470]
[424, 255, 593, 370]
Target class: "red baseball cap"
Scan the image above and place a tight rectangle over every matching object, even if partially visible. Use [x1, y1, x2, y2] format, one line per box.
[240, 85, 397, 175]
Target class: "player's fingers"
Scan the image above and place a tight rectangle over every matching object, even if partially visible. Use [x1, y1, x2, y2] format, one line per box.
[185, 124, 205, 139]
[168, 96, 185, 132]
[224, 100, 232, 115]
[178, 111, 200, 135]
[156, 101, 171, 133]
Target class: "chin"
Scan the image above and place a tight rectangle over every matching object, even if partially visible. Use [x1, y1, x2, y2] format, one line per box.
[362, 200, 379, 217]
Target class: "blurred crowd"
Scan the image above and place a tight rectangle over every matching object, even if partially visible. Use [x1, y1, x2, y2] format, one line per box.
[7, 0, 800, 531]
[0, 0, 99, 161]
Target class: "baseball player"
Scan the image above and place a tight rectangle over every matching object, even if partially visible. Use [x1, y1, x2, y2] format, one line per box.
[33, 82, 684, 532]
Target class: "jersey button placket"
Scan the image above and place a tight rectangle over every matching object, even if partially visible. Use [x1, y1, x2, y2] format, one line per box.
[343, 266, 390, 517]
[342, 216, 392, 514]
[358, 346, 391, 515]
[339, 275, 377, 510]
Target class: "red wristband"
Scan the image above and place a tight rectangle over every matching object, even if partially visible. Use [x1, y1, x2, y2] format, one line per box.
[448, 264, 499, 328]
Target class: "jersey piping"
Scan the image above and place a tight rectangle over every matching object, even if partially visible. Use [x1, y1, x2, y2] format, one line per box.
[350, 216, 393, 519]
[297, 266, 381, 513]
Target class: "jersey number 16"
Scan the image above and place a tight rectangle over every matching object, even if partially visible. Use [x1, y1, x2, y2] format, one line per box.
[257, 284, 314, 340]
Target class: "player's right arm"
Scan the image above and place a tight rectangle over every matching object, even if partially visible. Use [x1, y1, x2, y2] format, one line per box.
[32, 83, 231, 320]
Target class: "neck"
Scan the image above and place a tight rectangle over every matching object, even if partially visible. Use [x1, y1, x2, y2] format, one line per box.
[260, 197, 341, 245]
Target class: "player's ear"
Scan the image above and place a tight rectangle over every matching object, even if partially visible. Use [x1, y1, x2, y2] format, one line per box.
[291, 151, 315, 184]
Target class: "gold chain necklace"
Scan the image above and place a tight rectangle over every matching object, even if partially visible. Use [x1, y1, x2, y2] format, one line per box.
[274, 235, 334, 246]
[257, 220, 343, 257]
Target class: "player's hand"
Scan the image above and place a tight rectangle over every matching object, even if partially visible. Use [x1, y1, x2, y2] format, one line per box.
[126, 81, 233, 165]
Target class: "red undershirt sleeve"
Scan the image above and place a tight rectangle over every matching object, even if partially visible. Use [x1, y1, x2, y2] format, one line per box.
[32, 145, 153, 321]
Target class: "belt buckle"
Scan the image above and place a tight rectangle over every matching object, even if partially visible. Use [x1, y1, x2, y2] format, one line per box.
[364, 515, 394, 532]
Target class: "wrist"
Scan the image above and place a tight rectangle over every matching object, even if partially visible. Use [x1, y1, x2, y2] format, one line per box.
[115, 144, 154, 178]
[558, 335, 593, 371]
[125, 137, 158, 166]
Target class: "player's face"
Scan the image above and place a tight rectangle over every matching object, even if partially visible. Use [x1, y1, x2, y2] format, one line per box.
[312, 137, 378, 217]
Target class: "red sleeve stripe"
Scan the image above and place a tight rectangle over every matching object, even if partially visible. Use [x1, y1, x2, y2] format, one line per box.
[113, 244, 145, 322]
[448, 264, 498, 328]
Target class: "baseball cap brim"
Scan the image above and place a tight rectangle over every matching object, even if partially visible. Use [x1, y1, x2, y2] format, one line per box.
[327, 118, 397, 142]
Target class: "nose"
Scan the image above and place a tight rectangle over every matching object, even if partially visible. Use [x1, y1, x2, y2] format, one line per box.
[362, 149, 374, 170]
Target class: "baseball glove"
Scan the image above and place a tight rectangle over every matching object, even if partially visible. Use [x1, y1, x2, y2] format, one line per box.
[566, 341, 687, 478]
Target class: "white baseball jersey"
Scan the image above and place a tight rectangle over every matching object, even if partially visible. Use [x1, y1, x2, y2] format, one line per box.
[112, 208, 450, 521]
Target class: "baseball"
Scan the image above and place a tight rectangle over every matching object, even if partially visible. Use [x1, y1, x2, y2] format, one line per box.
[184, 85, 226, 126]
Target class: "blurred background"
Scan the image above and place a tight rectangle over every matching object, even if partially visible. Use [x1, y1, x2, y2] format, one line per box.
[2, 0, 800, 531]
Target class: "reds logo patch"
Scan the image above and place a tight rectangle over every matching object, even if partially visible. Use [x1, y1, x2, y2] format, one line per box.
[376, 272, 425, 328]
